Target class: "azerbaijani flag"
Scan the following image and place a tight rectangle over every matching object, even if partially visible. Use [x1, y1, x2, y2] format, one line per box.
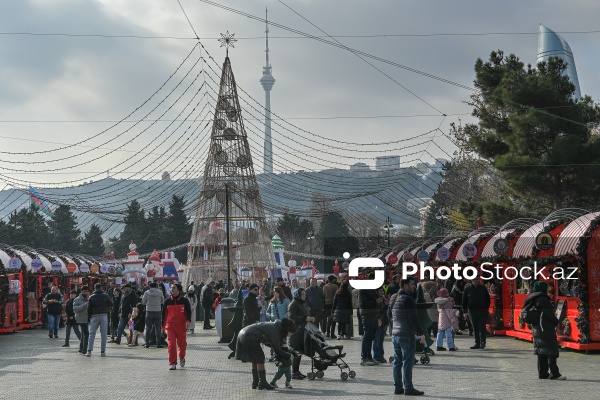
[29, 187, 53, 217]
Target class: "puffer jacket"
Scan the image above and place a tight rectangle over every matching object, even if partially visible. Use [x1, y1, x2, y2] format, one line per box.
[87, 290, 113, 317]
[435, 297, 458, 330]
[73, 294, 88, 324]
[389, 289, 423, 337]
[267, 298, 290, 321]
[332, 291, 353, 324]
[523, 292, 559, 357]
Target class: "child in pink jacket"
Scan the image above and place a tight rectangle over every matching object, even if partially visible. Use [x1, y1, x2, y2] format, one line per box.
[434, 288, 459, 351]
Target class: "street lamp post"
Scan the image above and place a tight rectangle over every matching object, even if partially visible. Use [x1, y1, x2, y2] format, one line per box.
[383, 217, 393, 248]
[435, 207, 449, 236]
[307, 231, 315, 257]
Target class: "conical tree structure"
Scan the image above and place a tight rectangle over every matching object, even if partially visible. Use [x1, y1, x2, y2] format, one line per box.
[185, 56, 275, 285]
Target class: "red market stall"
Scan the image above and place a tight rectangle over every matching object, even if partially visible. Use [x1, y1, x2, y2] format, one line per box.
[551, 212, 600, 351]
[506, 216, 570, 341]
[13, 247, 48, 328]
[0, 249, 23, 333]
[479, 222, 529, 335]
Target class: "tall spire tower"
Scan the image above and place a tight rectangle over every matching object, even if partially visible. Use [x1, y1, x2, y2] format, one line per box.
[260, 7, 275, 174]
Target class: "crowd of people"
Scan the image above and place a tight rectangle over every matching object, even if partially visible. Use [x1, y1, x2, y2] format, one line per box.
[42, 271, 566, 394]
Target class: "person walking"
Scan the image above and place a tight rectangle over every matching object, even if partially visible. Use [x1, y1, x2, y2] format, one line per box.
[109, 288, 122, 343]
[462, 276, 491, 349]
[43, 286, 63, 339]
[185, 285, 197, 334]
[62, 290, 81, 347]
[266, 286, 291, 362]
[389, 278, 425, 396]
[305, 278, 324, 330]
[323, 276, 338, 337]
[524, 281, 566, 380]
[142, 282, 164, 347]
[200, 280, 215, 329]
[243, 283, 261, 327]
[86, 283, 113, 357]
[235, 318, 297, 390]
[162, 283, 191, 370]
[435, 288, 459, 351]
[359, 273, 383, 366]
[331, 280, 353, 340]
[288, 288, 314, 380]
[115, 284, 137, 344]
[73, 286, 90, 355]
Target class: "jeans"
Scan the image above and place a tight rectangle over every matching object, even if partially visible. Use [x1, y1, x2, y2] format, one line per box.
[373, 325, 386, 360]
[361, 318, 378, 360]
[47, 313, 61, 336]
[79, 323, 89, 354]
[469, 312, 487, 345]
[436, 327, 454, 349]
[65, 323, 81, 343]
[146, 311, 162, 346]
[116, 316, 129, 340]
[88, 314, 108, 353]
[392, 335, 416, 391]
[537, 354, 560, 378]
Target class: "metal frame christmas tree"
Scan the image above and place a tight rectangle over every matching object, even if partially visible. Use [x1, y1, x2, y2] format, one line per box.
[185, 34, 275, 285]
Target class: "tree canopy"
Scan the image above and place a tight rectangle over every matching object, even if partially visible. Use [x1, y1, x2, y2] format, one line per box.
[455, 50, 600, 211]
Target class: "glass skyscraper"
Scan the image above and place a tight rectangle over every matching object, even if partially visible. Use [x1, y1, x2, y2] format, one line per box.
[537, 24, 581, 99]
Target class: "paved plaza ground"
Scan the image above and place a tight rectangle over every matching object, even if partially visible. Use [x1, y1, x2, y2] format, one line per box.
[1, 323, 599, 399]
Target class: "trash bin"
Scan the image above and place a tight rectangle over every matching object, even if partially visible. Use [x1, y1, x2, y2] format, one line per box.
[216, 298, 236, 342]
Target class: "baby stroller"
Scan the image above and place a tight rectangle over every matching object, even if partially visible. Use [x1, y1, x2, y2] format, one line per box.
[304, 322, 356, 381]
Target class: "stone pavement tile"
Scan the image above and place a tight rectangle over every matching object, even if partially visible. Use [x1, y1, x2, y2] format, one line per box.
[1, 326, 599, 400]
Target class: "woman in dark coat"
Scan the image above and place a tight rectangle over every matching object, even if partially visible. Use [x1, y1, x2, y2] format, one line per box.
[288, 288, 315, 379]
[109, 288, 122, 342]
[523, 281, 565, 380]
[332, 280, 353, 338]
[236, 318, 297, 390]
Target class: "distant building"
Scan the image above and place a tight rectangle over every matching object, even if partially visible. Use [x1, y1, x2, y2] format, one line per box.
[350, 162, 371, 172]
[537, 24, 581, 99]
[375, 155, 400, 172]
[162, 171, 171, 182]
[407, 197, 432, 213]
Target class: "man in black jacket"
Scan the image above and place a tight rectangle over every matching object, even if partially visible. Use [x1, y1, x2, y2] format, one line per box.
[43, 286, 63, 339]
[63, 290, 81, 347]
[276, 277, 293, 301]
[358, 274, 383, 366]
[242, 283, 261, 327]
[86, 283, 113, 356]
[115, 284, 137, 344]
[462, 276, 491, 349]
[389, 279, 425, 396]
[201, 280, 215, 329]
[305, 278, 324, 329]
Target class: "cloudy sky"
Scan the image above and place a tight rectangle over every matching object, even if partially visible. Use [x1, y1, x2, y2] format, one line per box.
[1, 0, 599, 189]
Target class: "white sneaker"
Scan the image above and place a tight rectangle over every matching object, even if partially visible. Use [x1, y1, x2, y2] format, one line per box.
[85, 352, 91, 357]
[285, 381, 293, 389]
[553, 375, 567, 380]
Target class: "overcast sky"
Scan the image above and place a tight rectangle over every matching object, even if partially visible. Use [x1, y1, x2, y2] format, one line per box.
[1, 0, 600, 188]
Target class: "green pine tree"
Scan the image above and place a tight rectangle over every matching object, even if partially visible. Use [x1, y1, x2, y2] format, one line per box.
[166, 195, 191, 261]
[49, 205, 80, 252]
[81, 224, 105, 257]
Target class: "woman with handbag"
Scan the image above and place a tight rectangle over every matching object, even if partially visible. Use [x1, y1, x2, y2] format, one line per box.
[288, 288, 315, 380]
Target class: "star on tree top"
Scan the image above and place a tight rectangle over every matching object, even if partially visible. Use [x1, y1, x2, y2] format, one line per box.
[219, 31, 237, 56]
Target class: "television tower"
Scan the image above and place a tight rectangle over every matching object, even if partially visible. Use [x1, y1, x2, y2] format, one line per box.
[260, 7, 275, 174]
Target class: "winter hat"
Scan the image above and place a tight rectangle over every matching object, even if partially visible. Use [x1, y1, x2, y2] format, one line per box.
[188, 285, 195, 292]
[533, 281, 548, 294]
[437, 288, 449, 298]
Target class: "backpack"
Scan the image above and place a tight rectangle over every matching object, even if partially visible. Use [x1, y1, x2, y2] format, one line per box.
[520, 301, 541, 325]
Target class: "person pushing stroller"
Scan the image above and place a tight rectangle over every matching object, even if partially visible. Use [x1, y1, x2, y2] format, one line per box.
[270, 344, 299, 389]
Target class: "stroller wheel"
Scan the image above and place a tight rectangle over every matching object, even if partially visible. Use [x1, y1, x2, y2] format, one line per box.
[340, 372, 349, 380]
[388, 356, 394, 363]
[307, 372, 316, 380]
[420, 356, 426, 364]
[316, 371, 324, 379]
[349, 371, 356, 379]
